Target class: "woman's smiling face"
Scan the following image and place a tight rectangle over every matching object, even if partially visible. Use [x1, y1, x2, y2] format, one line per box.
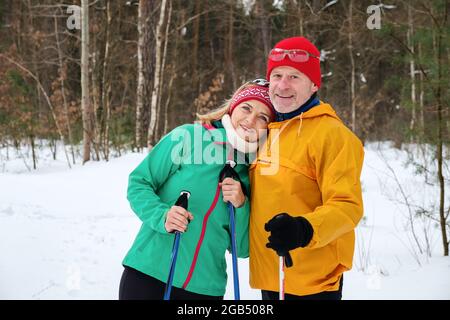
[230, 100, 272, 142]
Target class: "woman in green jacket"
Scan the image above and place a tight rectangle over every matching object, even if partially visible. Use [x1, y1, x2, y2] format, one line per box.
[119, 80, 275, 300]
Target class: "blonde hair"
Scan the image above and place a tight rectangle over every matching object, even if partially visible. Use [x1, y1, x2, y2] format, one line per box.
[196, 81, 258, 125]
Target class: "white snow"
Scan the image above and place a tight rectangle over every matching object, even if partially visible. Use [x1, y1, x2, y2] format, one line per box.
[360, 73, 367, 83]
[272, 0, 283, 11]
[320, 49, 335, 62]
[319, 0, 338, 12]
[241, 0, 256, 15]
[0, 141, 449, 300]
[379, 4, 397, 10]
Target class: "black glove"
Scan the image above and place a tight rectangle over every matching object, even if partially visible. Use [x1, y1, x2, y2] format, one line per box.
[264, 213, 313, 257]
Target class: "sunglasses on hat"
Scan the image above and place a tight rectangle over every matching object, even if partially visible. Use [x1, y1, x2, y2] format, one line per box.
[268, 48, 319, 63]
[251, 78, 269, 87]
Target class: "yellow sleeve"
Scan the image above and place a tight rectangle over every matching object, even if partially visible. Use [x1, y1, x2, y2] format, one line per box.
[305, 124, 364, 249]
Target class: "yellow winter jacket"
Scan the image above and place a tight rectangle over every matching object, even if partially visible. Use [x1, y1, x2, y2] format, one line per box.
[249, 102, 364, 296]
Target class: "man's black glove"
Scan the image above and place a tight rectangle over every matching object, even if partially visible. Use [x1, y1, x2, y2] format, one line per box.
[264, 213, 313, 257]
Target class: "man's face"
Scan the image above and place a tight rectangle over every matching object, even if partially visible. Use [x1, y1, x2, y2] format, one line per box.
[268, 66, 318, 113]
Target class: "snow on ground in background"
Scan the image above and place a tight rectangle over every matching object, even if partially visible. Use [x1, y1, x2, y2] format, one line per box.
[0, 141, 449, 299]
[346, 142, 450, 300]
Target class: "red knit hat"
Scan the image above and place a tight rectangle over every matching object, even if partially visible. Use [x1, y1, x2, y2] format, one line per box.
[266, 37, 321, 88]
[229, 85, 275, 119]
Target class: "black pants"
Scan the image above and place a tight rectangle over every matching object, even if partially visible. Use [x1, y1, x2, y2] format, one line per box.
[119, 266, 223, 300]
[261, 276, 343, 300]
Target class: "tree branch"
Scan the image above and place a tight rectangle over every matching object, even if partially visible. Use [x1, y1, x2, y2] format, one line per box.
[0, 53, 72, 168]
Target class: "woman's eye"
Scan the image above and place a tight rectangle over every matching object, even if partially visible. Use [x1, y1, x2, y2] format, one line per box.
[258, 116, 269, 123]
[241, 106, 251, 111]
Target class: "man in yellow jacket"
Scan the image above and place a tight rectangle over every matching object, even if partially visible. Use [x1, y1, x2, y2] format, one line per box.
[249, 36, 364, 300]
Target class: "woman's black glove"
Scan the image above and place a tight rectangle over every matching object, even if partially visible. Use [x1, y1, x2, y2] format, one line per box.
[264, 213, 313, 258]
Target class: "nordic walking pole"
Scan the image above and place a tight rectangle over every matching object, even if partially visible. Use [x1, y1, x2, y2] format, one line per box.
[220, 160, 240, 300]
[163, 190, 190, 300]
[228, 201, 240, 300]
[279, 252, 293, 300]
[279, 256, 284, 300]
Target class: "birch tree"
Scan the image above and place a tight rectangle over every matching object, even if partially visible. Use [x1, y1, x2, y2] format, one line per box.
[136, 0, 154, 150]
[147, 0, 167, 147]
[81, 0, 93, 163]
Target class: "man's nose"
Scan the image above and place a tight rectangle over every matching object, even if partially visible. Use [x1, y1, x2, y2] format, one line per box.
[277, 76, 290, 90]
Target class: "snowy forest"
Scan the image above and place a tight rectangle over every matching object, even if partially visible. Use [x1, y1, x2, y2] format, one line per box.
[0, 0, 449, 299]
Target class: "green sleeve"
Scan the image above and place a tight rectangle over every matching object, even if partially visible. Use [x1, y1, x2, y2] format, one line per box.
[234, 196, 250, 258]
[126, 125, 189, 234]
[233, 170, 250, 258]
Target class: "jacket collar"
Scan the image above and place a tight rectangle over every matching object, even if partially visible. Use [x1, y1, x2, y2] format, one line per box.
[274, 93, 320, 122]
[268, 102, 342, 129]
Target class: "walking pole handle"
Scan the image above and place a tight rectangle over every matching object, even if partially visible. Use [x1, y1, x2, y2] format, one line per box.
[175, 190, 190, 210]
[163, 190, 190, 300]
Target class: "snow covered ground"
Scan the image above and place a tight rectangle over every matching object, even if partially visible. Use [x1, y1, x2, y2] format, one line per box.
[0, 141, 449, 300]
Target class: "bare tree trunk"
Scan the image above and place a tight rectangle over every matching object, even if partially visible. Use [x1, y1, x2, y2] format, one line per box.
[348, 0, 356, 132]
[163, 69, 176, 135]
[147, 0, 167, 147]
[26, 0, 40, 168]
[88, 7, 100, 161]
[81, 0, 93, 164]
[91, 29, 100, 159]
[298, 0, 304, 36]
[255, 2, 270, 58]
[54, 15, 74, 166]
[418, 42, 425, 134]
[30, 135, 36, 170]
[102, 1, 113, 161]
[204, 2, 214, 66]
[434, 4, 448, 256]
[50, 138, 57, 160]
[156, 0, 172, 139]
[136, 0, 153, 150]
[136, 1, 145, 151]
[192, 0, 201, 89]
[225, 1, 236, 89]
[408, 5, 416, 133]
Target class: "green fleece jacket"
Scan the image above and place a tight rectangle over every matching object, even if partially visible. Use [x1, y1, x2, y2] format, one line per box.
[122, 123, 250, 296]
